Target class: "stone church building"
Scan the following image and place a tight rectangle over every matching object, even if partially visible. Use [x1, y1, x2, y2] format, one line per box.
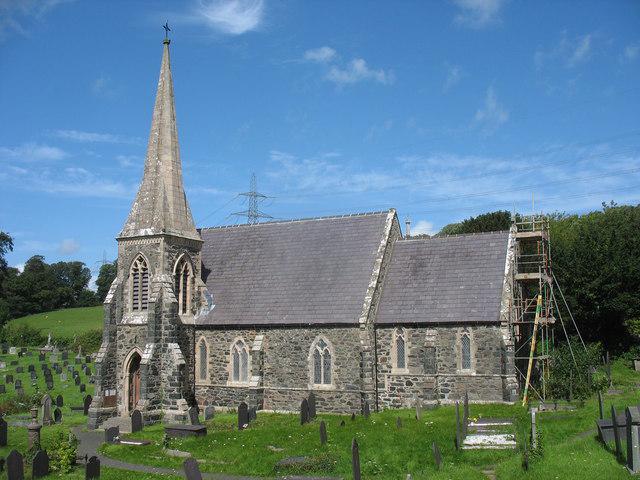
[88, 39, 519, 428]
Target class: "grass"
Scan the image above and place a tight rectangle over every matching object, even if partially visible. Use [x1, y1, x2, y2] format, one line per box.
[6, 306, 102, 339]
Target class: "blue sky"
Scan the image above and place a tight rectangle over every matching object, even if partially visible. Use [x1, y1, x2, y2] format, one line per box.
[1, 0, 639, 283]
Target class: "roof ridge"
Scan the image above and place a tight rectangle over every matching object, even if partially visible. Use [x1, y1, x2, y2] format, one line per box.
[199, 210, 391, 231]
[402, 230, 510, 242]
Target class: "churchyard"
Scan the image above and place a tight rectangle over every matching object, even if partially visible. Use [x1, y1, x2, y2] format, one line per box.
[0, 341, 637, 479]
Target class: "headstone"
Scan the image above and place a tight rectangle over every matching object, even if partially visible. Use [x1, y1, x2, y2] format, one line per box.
[415, 397, 422, 421]
[455, 401, 462, 450]
[183, 457, 202, 480]
[9, 347, 16, 354]
[83, 395, 92, 415]
[27, 407, 41, 448]
[84, 367, 91, 377]
[14, 379, 22, 389]
[131, 409, 142, 433]
[0, 361, 5, 368]
[15, 367, 23, 374]
[351, 413, 355, 421]
[237, 402, 248, 430]
[7, 450, 23, 480]
[204, 405, 215, 421]
[530, 409, 537, 449]
[188, 406, 200, 426]
[363, 401, 370, 419]
[0, 417, 7, 446]
[80, 384, 86, 393]
[612, 405, 623, 462]
[15, 387, 24, 396]
[41, 395, 53, 426]
[351, 438, 361, 480]
[10, 360, 17, 366]
[462, 392, 469, 438]
[62, 351, 68, 360]
[46, 380, 53, 391]
[86, 455, 100, 480]
[396, 417, 402, 429]
[105, 426, 119, 443]
[75, 376, 81, 386]
[56, 394, 63, 407]
[30, 372, 37, 381]
[53, 408, 62, 423]
[38, 354, 45, 362]
[28, 365, 35, 372]
[49, 354, 57, 363]
[5, 374, 12, 384]
[32, 450, 49, 479]
[0, 384, 5, 394]
[300, 399, 309, 425]
[60, 373, 67, 382]
[432, 442, 442, 470]
[319, 420, 327, 445]
[85, 355, 92, 364]
[626, 406, 640, 474]
[598, 391, 604, 420]
[249, 406, 257, 422]
[308, 392, 316, 419]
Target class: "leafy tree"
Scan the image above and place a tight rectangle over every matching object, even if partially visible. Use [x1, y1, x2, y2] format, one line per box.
[95, 261, 117, 302]
[0, 231, 14, 325]
[437, 210, 512, 236]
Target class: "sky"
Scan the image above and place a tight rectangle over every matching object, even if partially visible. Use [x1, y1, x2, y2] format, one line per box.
[1, 0, 639, 284]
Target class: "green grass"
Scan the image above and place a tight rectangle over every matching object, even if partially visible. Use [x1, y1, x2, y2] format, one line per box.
[6, 306, 102, 338]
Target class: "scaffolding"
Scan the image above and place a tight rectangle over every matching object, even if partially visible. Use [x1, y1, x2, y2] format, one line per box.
[511, 214, 555, 404]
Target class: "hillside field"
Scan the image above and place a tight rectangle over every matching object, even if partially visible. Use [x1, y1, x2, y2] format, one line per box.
[6, 306, 103, 339]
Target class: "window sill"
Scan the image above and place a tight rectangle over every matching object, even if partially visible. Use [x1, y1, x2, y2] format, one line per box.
[227, 381, 251, 387]
[391, 368, 410, 375]
[308, 383, 336, 391]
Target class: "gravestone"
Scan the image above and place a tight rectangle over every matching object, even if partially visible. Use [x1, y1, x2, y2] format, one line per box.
[249, 406, 257, 422]
[396, 417, 402, 429]
[105, 426, 119, 443]
[432, 442, 442, 470]
[415, 397, 422, 421]
[319, 420, 327, 445]
[0, 417, 7, 446]
[351, 413, 355, 421]
[32, 450, 49, 479]
[363, 401, 370, 419]
[41, 395, 53, 426]
[300, 399, 310, 425]
[28, 365, 35, 373]
[626, 406, 640, 474]
[351, 438, 361, 480]
[530, 409, 537, 448]
[598, 391, 604, 420]
[60, 373, 67, 382]
[5, 374, 12, 384]
[38, 354, 45, 362]
[340, 420, 346, 427]
[204, 405, 215, 420]
[15, 367, 23, 374]
[75, 376, 81, 386]
[0, 384, 5, 394]
[15, 387, 24, 396]
[56, 394, 63, 407]
[462, 392, 469, 438]
[14, 379, 22, 389]
[30, 372, 37, 381]
[80, 384, 86, 393]
[84, 367, 91, 377]
[0, 361, 5, 368]
[308, 392, 316, 419]
[7, 450, 23, 480]
[53, 408, 62, 423]
[86, 455, 100, 480]
[49, 354, 57, 363]
[9, 347, 16, 354]
[131, 409, 142, 433]
[10, 360, 18, 366]
[83, 395, 92, 415]
[46, 381, 53, 391]
[238, 402, 248, 430]
[455, 401, 462, 450]
[85, 355, 92, 364]
[612, 405, 623, 462]
[188, 406, 200, 426]
[61, 351, 68, 361]
[183, 457, 203, 480]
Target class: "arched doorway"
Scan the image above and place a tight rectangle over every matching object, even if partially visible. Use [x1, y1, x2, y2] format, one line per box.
[127, 352, 141, 412]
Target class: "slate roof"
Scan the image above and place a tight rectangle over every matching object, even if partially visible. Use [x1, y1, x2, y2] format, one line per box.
[196, 211, 391, 326]
[376, 231, 509, 325]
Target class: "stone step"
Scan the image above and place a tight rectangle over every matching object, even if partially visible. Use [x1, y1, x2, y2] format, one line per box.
[462, 433, 517, 450]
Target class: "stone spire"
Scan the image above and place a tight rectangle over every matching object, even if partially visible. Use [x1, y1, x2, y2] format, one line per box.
[120, 38, 199, 240]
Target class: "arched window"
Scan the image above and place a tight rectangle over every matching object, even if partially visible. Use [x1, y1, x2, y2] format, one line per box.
[393, 328, 407, 370]
[174, 256, 192, 315]
[197, 338, 208, 382]
[231, 340, 249, 383]
[311, 338, 332, 385]
[130, 255, 149, 312]
[461, 333, 471, 370]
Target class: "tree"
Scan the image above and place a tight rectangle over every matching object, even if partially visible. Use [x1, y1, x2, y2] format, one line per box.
[95, 261, 117, 302]
[0, 231, 14, 325]
[437, 210, 512, 236]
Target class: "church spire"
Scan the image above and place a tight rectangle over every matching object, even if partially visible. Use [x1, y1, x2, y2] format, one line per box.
[120, 35, 199, 241]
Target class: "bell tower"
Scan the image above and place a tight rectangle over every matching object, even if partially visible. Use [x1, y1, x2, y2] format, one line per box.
[89, 34, 207, 428]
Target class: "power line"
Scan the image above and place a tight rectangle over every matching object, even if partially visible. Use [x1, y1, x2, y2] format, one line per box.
[232, 173, 273, 224]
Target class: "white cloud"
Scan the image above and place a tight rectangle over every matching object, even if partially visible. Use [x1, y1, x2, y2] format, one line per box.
[57, 238, 80, 255]
[443, 64, 463, 92]
[0, 143, 67, 162]
[195, 0, 264, 35]
[52, 129, 141, 145]
[0, 0, 76, 41]
[567, 34, 592, 67]
[474, 86, 509, 133]
[304, 46, 337, 63]
[411, 220, 436, 236]
[621, 42, 640, 63]
[326, 58, 394, 86]
[452, 0, 505, 29]
[116, 155, 141, 168]
[535, 32, 596, 70]
[13, 263, 25, 273]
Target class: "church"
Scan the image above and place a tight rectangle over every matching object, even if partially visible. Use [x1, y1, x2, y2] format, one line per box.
[88, 38, 519, 428]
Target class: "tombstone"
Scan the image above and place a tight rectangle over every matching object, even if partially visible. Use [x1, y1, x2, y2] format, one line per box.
[432, 442, 442, 470]
[32, 450, 49, 479]
[320, 420, 327, 445]
[5, 374, 12, 384]
[0, 417, 7, 446]
[415, 397, 422, 421]
[75, 376, 81, 386]
[15, 387, 24, 396]
[86, 455, 100, 480]
[351, 438, 361, 480]
[300, 399, 310, 425]
[84, 367, 91, 377]
[462, 392, 469, 438]
[83, 395, 92, 416]
[56, 394, 63, 407]
[38, 354, 45, 362]
[455, 402, 462, 450]
[105, 426, 119, 443]
[15, 367, 23, 374]
[60, 373, 67, 382]
[530, 409, 537, 449]
[63, 361, 68, 368]
[10, 360, 18, 366]
[237, 402, 248, 430]
[9, 347, 17, 354]
[30, 371, 37, 381]
[28, 365, 35, 373]
[85, 355, 92, 364]
[80, 384, 86, 393]
[53, 408, 62, 424]
[131, 409, 142, 433]
[0, 361, 5, 369]
[188, 406, 200, 426]
[61, 351, 68, 361]
[249, 406, 257, 422]
[49, 354, 57, 363]
[41, 395, 53, 426]
[7, 450, 23, 480]
[46, 380, 53, 391]
[351, 413, 355, 421]
[597, 391, 604, 420]
[14, 379, 22, 389]
[308, 392, 317, 420]
[612, 405, 623, 462]
[626, 406, 640, 474]
[396, 417, 402, 429]
[183, 457, 202, 480]
[363, 401, 370, 419]
[204, 405, 215, 421]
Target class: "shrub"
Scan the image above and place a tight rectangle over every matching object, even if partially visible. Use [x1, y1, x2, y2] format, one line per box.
[49, 431, 78, 473]
[0, 323, 46, 347]
[72, 329, 102, 354]
[547, 339, 603, 400]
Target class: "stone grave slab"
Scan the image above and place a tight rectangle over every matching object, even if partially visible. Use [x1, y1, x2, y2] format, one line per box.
[164, 424, 207, 438]
[83, 395, 92, 415]
[188, 406, 200, 425]
[54, 408, 62, 423]
[56, 394, 63, 407]
[131, 409, 142, 433]
[204, 405, 214, 420]
[0, 384, 5, 394]
[238, 402, 248, 430]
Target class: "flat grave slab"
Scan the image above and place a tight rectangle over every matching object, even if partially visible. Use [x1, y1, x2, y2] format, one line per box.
[164, 424, 207, 438]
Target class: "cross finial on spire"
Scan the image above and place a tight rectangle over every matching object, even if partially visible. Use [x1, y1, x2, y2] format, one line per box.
[163, 21, 171, 44]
